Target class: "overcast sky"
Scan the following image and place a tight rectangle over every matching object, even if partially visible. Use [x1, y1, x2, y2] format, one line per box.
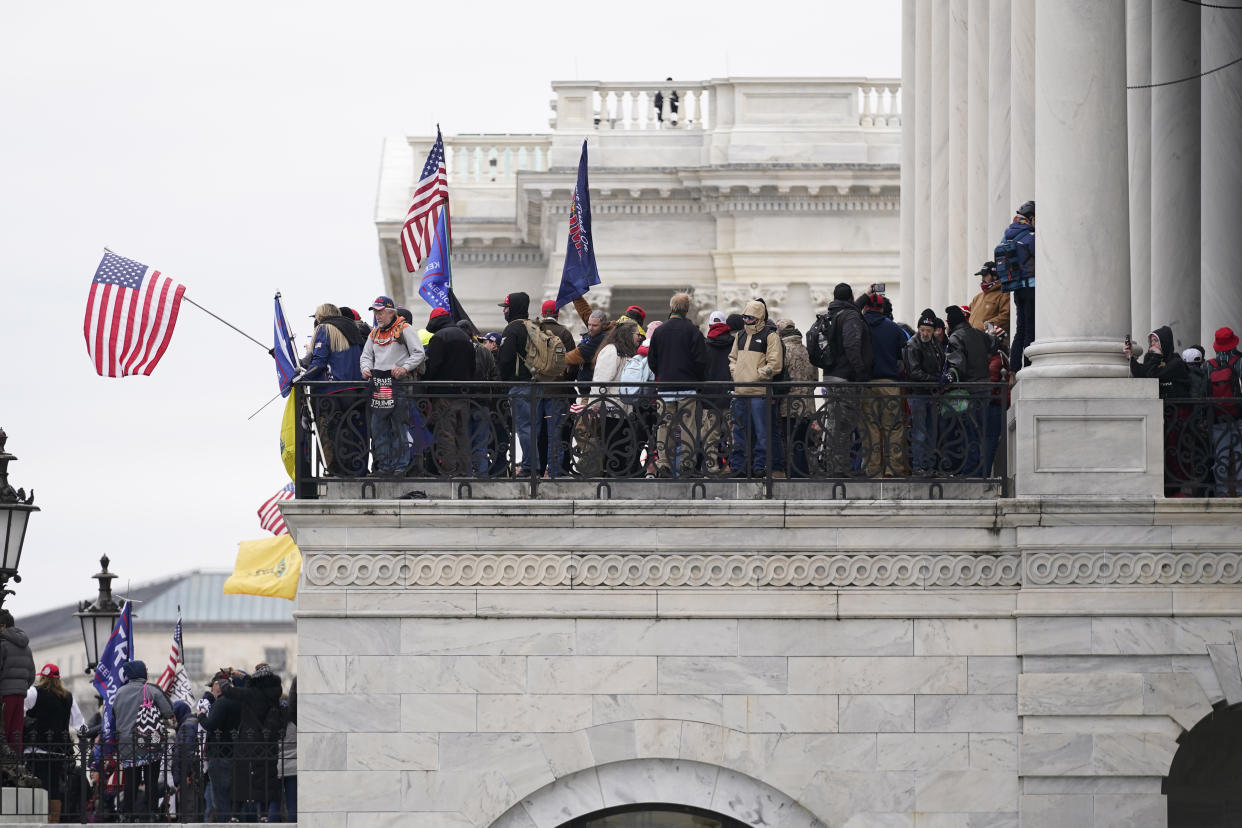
[0, 1, 899, 620]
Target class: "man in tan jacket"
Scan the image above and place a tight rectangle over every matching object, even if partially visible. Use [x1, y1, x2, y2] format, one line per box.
[728, 299, 784, 476]
[968, 261, 1010, 335]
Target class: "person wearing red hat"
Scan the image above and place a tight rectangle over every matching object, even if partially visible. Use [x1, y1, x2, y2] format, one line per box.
[618, 305, 647, 336]
[25, 663, 83, 823]
[1207, 326, 1242, 496]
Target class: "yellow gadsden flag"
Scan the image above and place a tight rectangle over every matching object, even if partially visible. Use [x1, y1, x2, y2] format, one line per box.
[223, 535, 302, 601]
[279, 394, 296, 481]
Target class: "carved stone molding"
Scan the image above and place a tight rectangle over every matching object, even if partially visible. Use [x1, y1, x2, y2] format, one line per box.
[1025, 552, 1242, 586]
[302, 552, 1021, 589]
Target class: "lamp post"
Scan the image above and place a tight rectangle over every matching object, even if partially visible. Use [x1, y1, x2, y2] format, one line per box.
[0, 428, 38, 609]
[74, 555, 123, 675]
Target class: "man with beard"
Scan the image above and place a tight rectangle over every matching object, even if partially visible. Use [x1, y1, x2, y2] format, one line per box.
[360, 296, 426, 476]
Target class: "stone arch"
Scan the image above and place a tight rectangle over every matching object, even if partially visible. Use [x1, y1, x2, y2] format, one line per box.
[1163, 701, 1242, 827]
[486, 758, 826, 828]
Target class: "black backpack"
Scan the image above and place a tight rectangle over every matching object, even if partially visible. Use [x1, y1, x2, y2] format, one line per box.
[807, 309, 845, 371]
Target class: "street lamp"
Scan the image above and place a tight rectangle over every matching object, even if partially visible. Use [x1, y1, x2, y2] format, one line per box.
[0, 428, 38, 608]
[74, 555, 123, 675]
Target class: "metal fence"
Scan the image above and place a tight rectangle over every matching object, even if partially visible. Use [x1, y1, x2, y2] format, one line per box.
[292, 380, 1009, 498]
[8, 729, 294, 823]
[1162, 398, 1242, 497]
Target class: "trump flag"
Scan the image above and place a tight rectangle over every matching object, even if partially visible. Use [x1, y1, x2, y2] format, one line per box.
[417, 207, 452, 312]
[555, 141, 601, 309]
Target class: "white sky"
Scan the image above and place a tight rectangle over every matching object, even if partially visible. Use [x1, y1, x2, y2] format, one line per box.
[0, 1, 899, 619]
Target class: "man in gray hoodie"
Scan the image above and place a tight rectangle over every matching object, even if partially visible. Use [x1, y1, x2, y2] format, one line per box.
[0, 610, 34, 754]
[360, 295, 427, 475]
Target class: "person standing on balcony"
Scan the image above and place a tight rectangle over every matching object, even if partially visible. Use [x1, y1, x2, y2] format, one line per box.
[303, 303, 367, 477]
[498, 292, 536, 474]
[1127, 326, 1192, 495]
[999, 201, 1035, 371]
[423, 307, 478, 476]
[1206, 327, 1242, 496]
[728, 300, 783, 476]
[360, 296, 426, 476]
[943, 305, 991, 477]
[0, 610, 34, 756]
[815, 283, 872, 476]
[653, 79, 679, 125]
[700, 312, 737, 475]
[903, 311, 946, 474]
[861, 291, 909, 477]
[968, 261, 1010, 335]
[537, 300, 577, 477]
[647, 293, 708, 477]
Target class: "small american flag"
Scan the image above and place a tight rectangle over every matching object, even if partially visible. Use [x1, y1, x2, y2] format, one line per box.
[400, 127, 449, 272]
[155, 617, 194, 706]
[258, 483, 295, 536]
[84, 250, 187, 377]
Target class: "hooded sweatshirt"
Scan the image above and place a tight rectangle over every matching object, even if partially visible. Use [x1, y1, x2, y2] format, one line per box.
[422, 313, 477, 392]
[704, 322, 735, 403]
[360, 318, 426, 375]
[497, 292, 533, 382]
[1130, 325, 1190, 399]
[1002, 218, 1035, 288]
[728, 300, 783, 396]
[823, 299, 872, 382]
[863, 309, 908, 381]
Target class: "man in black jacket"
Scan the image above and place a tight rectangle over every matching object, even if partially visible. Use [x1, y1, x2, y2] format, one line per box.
[497, 292, 535, 474]
[0, 610, 34, 755]
[424, 308, 478, 476]
[903, 311, 945, 473]
[861, 292, 909, 476]
[647, 292, 708, 477]
[818, 284, 873, 475]
[944, 305, 992, 476]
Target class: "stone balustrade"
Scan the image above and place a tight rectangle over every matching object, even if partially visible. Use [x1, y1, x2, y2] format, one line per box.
[407, 134, 553, 185]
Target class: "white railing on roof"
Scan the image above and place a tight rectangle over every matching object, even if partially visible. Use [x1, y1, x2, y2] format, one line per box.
[407, 134, 554, 185]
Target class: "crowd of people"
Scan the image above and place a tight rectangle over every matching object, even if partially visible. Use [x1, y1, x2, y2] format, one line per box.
[0, 612, 296, 823]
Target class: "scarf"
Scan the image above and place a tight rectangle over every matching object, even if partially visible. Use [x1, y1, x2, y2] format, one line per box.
[369, 318, 410, 348]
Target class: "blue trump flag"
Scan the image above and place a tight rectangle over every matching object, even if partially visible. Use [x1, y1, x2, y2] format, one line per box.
[555, 141, 601, 310]
[418, 207, 452, 312]
[92, 601, 134, 749]
[273, 294, 299, 397]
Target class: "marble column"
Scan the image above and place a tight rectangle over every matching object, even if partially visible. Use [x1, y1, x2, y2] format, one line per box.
[1127, 0, 1152, 339]
[899, 0, 918, 325]
[1011, 0, 1162, 500]
[915, 0, 933, 316]
[967, 0, 990, 291]
[1150, 0, 1200, 348]
[1201, 5, 1242, 338]
[1028, 0, 1131, 375]
[1009, 0, 1035, 209]
[930, 0, 951, 313]
[948, 0, 970, 305]
[987, 0, 1011, 246]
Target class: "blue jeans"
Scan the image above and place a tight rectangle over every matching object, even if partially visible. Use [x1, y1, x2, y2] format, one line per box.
[1010, 286, 1035, 370]
[984, 401, 1004, 477]
[369, 404, 410, 475]
[729, 396, 779, 473]
[208, 757, 232, 821]
[909, 395, 937, 473]
[539, 397, 568, 477]
[469, 405, 490, 477]
[508, 386, 534, 472]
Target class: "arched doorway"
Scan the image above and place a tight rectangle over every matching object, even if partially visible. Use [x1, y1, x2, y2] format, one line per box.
[1164, 701, 1242, 826]
[556, 803, 752, 827]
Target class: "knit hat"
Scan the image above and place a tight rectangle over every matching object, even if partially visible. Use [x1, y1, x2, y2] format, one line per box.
[624, 305, 646, 324]
[933, 317, 946, 331]
[541, 300, 558, 317]
[428, 307, 450, 321]
[123, 660, 148, 682]
[833, 282, 854, 301]
[1214, 327, 1239, 353]
[252, 663, 274, 679]
[38, 664, 59, 678]
[172, 700, 192, 725]
[338, 306, 361, 321]
[708, 311, 726, 325]
[864, 292, 885, 311]
[917, 314, 936, 329]
[944, 305, 967, 327]
[775, 317, 797, 335]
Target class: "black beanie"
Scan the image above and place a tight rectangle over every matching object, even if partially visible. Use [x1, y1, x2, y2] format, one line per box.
[833, 282, 853, 302]
[945, 305, 967, 327]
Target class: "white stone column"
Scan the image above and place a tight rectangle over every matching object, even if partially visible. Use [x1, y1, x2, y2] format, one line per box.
[1012, 0, 1161, 500]
[915, 0, 934, 316]
[899, 0, 918, 324]
[1150, 0, 1200, 348]
[930, 0, 951, 313]
[1127, 0, 1152, 339]
[948, 0, 970, 305]
[1009, 0, 1035, 208]
[987, 0, 1011, 247]
[967, 0, 990, 294]
[1201, 5, 1242, 338]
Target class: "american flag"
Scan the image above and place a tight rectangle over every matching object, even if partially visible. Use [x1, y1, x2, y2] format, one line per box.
[155, 617, 195, 706]
[400, 127, 449, 272]
[258, 482, 295, 536]
[84, 250, 187, 377]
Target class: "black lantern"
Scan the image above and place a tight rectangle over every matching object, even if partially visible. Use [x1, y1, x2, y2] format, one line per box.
[74, 555, 123, 674]
[0, 428, 38, 607]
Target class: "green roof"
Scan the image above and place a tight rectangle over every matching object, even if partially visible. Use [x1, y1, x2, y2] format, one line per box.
[137, 572, 295, 624]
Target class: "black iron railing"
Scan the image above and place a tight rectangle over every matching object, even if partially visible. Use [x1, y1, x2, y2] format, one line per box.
[1162, 398, 1242, 497]
[8, 728, 295, 823]
[293, 380, 1009, 498]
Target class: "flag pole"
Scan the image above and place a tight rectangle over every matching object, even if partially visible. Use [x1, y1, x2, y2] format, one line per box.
[183, 296, 270, 352]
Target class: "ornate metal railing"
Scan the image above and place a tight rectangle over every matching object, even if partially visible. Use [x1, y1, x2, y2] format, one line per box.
[292, 380, 1007, 499]
[1162, 398, 1242, 497]
[8, 728, 295, 822]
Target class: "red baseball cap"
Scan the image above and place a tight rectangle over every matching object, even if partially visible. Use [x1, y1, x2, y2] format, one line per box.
[39, 664, 59, 678]
[541, 300, 558, 317]
[428, 307, 450, 321]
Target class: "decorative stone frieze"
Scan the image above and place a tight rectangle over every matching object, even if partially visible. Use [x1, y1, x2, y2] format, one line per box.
[1025, 551, 1242, 587]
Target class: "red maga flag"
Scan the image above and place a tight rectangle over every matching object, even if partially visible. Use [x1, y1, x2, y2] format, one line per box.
[84, 250, 187, 377]
[400, 127, 449, 272]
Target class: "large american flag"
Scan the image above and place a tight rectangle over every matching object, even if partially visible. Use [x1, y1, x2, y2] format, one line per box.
[258, 482, 295, 535]
[400, 128, 449, 272]
[84, 250, 187, 377]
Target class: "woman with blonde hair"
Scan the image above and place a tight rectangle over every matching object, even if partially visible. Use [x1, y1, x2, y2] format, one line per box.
[23, 664, 83, 823]
[303, 303, 368, 476]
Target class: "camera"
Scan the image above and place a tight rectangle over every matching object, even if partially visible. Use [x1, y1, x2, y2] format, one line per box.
[870, 282, 887, 295]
